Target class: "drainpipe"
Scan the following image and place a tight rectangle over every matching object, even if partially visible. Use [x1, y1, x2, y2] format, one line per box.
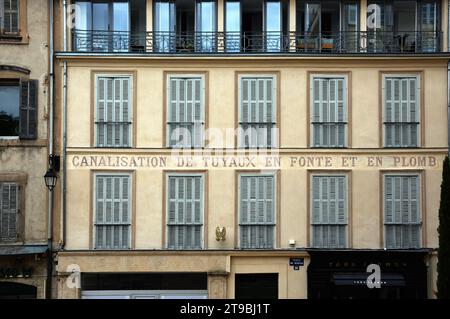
[60, 0, 69, 249]
[61, 61, 68, 249]
[63, 0, 67, 52]
[448, 62, 450, 154]
[46, 0, 55, 299]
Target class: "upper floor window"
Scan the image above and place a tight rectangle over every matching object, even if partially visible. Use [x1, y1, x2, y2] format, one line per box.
[0, 0, 19, 35]
[383, 174, 421, 249]
[239, 174, 276, 249]
[296, 0, 359, 52]
[94, 174, 131, 250]
[95, 75, 132, 148]
[311, 175, 348, 248]
[154, 0, 217, 53]
[73, 0, 147, 52]
[0, 79, 37, 139]
[225, 0, 288, 53]
[166, 174, 204, 249]
[310, 75, 348, 148]
[238, 75, 277, 148]
[0, 182, 18, 242]
[367, 0, 440, 53]
[383, 75, 420, 148]
[167, 75, 205, 148]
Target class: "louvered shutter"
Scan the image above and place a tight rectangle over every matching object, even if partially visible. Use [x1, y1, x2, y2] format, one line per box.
[0, 1, 4, 31]
[168, 78, 204, 148]
[2, 0, 19, 34]
[384, 175, 421, 249]
[95, 175, 131, 249]
[311, 176, 347, 248]
[240, 77, 276, 148]
[0, 183, 18, 242]
[167, 175, 203, 249]
[240, 175, 275, 249]
[19, 80, 38, 139]
[311, 77, 347, 147]
[384, 77, 419, 147]
[96, 76, 131, 147]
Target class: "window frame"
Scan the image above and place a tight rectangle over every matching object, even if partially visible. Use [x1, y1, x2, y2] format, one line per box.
[309, 172, 349, 249]
[92, 172, 133, 250]
[309, 73, 349, 148]
[237, 74, 278, 149]
[382, 73, 422, 148]
[382, 172, 423, 249]
[0, 0, 28, 44]
[0, 173, 26, 243]
[165, 172, 205, 250]
[93, 73, 134, 148]
[237, 172, 277, 249]
[0, 79, 20, 139]
[165, 73, 206, 149]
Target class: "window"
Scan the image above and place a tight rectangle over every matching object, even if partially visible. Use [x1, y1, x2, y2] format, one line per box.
[0, 79, 37, 139]
[0, 0, 19, 35]
[311, 76, 347, 148]
[239, 76, 277, 148]
[384, 174, 421, 249]
[311, 175, 347, 248]
[166, 174, 204, 249]
[94, 174, 131, 249]
[239, 174, 276, 249]
[383, 75, 420, 147]
[167, 76, 205, 148]
[0, 182, 18, 242]
[95, 75, 132, 147]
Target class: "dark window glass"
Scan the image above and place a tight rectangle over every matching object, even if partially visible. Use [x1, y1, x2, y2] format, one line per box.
[0, 84, 20, 137]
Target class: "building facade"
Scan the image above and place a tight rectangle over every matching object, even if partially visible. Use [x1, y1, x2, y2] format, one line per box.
[0, 0, 51, 299]
[53, 0, 449, 299]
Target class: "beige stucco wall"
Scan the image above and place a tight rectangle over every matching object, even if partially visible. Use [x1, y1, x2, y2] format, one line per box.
[61, 57, 448, 251]
[0, 0, 49, 244]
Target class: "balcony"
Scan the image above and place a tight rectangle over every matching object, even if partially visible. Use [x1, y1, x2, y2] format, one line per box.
[71, 29, 443, 54]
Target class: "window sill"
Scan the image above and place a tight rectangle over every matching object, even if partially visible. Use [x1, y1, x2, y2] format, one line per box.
[0, 138, 47, 147]
[0, 33, 29, 45]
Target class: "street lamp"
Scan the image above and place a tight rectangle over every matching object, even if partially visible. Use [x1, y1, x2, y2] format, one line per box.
[44, 154, 60, 191]
[44, 169, 57, 191]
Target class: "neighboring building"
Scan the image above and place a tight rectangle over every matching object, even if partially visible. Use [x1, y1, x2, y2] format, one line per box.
[53, 0, 449, 299]
[0, 0, 50, 299]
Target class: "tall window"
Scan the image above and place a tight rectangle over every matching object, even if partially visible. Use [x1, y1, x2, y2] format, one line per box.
[239, 76, 277, 148]
[383, 75, 420, 147]
[311, 76, 347, 148]
[384, 175, 421, 249]
[0, 80, 38, 139]
[95, 75, 132, 147]
[167, 75, 205, 148]
[0, 0, 19, 35]
[0, 182, 18, 242]
[239, 174, 276, 249]
[94, 174, 131, 249]
[311, 175, 347, 248]
[167, 174, 204, 249]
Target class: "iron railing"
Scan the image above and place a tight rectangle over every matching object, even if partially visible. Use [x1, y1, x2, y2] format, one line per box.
[72, 29, 443, 54]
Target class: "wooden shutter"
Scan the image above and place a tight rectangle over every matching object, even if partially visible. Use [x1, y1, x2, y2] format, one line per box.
[0, 1, 4, 31]
[384, 175, 421, 249]
[96, 76, 131, 147]
[240, 175, 275, 248]
[95, 175, 131, 249]
[0, 183, 18, 242]
[3, 0, 19, 34]
[167, 175, 203, 249]
[240, 77, 275, 148]
[19, 80, 38, 139]
[168, 77, 204, 148]
[384, 76, 419, 147]
[311, 176, 347, 248]
[311, 77, 347, 147]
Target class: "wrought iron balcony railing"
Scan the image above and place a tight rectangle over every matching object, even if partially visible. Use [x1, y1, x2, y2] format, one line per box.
[71, 29, 443, 54]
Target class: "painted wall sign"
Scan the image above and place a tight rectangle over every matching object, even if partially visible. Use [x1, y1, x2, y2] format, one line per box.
[68, 154, 443, 170]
